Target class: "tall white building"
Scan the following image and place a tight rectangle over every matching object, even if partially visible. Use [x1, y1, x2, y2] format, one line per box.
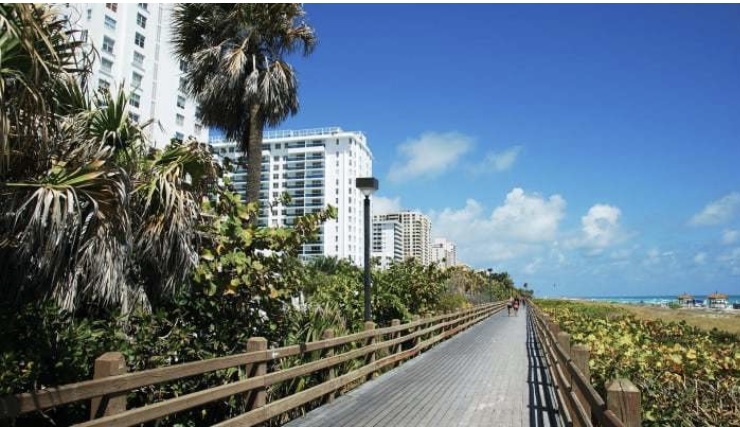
[431, 238, 457, 268]
[372, 216, 403, 269]
[375, 211, 431, 265]
[210, 127, 373, 266]
[57, 3, 206, 147]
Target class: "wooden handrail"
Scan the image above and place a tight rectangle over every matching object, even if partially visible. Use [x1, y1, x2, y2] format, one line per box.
[1, 301, 505, 426]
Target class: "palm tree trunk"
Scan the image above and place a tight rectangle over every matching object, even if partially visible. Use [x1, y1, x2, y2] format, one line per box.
[245, 103, 264, 208]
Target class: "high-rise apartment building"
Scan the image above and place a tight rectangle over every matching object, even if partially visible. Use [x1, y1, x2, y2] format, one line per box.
[57, 3, 206, 147]
[375, 211, 431, 265]
[431, 238, 457, 268]
[209, 127, 373, 266]
[371, 217, 403, 269]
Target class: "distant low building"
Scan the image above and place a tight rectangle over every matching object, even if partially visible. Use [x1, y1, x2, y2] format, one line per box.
[372, 216, 403, 269]
[707, 292, 728, 309]
[431, 238, 457, 268]
[374, 211, 431, 265]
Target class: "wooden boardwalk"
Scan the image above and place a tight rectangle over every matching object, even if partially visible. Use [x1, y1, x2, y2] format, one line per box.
[285, 306, 563, 427]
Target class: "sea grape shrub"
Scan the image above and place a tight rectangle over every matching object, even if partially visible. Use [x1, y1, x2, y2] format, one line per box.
[537, 300, 740, 426]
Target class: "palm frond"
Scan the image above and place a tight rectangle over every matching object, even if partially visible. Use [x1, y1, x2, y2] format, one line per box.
[133, 141, 219, 297]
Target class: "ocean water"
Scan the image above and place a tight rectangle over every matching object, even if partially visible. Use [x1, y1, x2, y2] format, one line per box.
[578, 295, 740, 307]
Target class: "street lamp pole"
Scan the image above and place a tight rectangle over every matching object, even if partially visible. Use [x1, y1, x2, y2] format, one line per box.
[356, 177, 378, 322]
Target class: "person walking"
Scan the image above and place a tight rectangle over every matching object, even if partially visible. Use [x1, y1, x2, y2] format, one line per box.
[507, 296, 514, 316]
[513, 296, 520, 317]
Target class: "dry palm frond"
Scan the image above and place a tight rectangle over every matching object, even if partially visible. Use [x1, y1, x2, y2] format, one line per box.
[133, 141, 219, 297]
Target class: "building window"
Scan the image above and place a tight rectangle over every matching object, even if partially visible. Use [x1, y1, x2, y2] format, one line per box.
[272, 183, 278, 189]
[102, 36, 114, 54]
[175, 114, 184, 126]
[194, 124, 202, 136]
[138, 3, 148, 11]
[80, 30, 88, 42]
[174, 132, 184, 142]
[129, 93, 141, 108]
[272, 173, 278, 179]
[134, 33, 145, 48]
[131, 72, 143, 88]
[179, 59, 189, 73]
[104, 15, 116, 30]
[129, 112, 139, 122]
[133, 51, 144, 67]
[178, 77, 187, 92]
[106, 3, 117, 12]
[98, 79, 110, 91]
[87, 8, 92, 20]
[100, 58, 113, 73]
[136, 13, 147, 28]
[176, 95, 185, 109]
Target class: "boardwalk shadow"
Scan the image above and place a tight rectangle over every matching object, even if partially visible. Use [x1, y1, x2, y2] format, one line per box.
[526, 308, 562, 427]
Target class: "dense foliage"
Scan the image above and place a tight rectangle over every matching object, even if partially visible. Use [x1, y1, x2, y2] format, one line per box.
[537, 300, 740, 426]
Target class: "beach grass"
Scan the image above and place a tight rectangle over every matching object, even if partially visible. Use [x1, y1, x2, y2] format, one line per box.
[615, 303, 740, 336]
[565, 299, 740, 336]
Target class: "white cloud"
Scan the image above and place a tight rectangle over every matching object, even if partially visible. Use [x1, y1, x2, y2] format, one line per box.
[490, 188, 567, 241]
[429, 188, 566, 265]
[694, 252, 707, 265]
[689, 192, 740, 226]
[566, 204, 626, 254]
[387, 132, 473, 182]
[582, 204, 623, 248]
[719, 247, 740, 275]
[643, 248, 677, 268]
[372, 196, 403, 215]
[722, 229, 739, 245]
[473, 146, 522, 173]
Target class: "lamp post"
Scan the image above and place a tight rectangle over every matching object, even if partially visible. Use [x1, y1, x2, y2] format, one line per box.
[356, 177, 378, 322]
[486, 268, 493, 303]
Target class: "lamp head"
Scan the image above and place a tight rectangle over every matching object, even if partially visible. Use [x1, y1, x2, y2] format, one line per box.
[355, 177, 379, 197]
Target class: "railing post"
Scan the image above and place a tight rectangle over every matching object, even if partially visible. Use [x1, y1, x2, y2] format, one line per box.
[549, 320, 561, 336]
[391, 319, 401, 367]
[411, 315, 420, 350]
[556, 332, 578, 427]
[364, 321, 376, 382]
[607, 379, 641, 427]
[572, 344, 591, 422]
[557, 331, 571, 358]
[321, 329, 336, 404]
[246, 337, 268, 411]
[90, 352, 126, 419]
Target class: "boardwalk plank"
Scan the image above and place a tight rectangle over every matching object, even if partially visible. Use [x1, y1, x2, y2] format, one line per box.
[285, 307, 562, 427]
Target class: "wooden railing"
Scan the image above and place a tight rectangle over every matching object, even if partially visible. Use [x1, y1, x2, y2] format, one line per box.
[0, 302, 506, 426]
[529, 302, 641, 427]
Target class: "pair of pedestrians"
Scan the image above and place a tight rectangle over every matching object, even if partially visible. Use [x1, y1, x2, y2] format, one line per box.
[506, 296, 520, 316]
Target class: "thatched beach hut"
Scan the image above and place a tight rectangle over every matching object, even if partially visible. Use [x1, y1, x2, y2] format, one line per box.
[677, 293, 693, 307]
[707, 292, 728, 309]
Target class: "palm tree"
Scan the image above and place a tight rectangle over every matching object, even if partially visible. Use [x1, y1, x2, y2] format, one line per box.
[171, 4, 317, 205]
[0, 4, 219, 312]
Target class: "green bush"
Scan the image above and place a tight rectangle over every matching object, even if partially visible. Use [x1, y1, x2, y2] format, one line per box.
[537, 299, 740, 426]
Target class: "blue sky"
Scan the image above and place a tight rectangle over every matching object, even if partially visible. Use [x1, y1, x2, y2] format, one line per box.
[272, 4, 740, 297]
